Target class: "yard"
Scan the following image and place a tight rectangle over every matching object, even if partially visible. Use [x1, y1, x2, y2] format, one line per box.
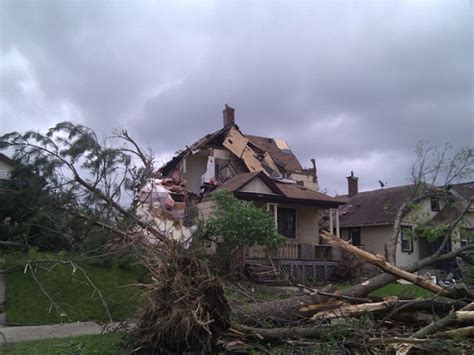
[2, 251, 147, 325]
[2, 249, 434, 326]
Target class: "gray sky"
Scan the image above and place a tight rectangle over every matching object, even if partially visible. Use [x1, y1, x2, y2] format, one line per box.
[1, 0, 472, 195]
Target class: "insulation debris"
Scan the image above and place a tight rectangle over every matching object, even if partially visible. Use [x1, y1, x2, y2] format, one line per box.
[138, 178, 188, 220]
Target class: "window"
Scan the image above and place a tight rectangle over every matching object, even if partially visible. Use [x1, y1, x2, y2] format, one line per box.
[461, 228, 474, 247]
[0, 170, 10, 179]
[277, 207, 296, 238]
[349, 228, 361, 246]
[401, 226, 414, 252]
[430, 197, 440, 212]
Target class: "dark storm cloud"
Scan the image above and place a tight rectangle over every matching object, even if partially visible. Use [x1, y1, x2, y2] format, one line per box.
[1, 0, 472, 193]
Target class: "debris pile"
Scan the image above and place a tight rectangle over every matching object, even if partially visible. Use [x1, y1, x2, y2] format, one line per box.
[223, 231, 474, 353]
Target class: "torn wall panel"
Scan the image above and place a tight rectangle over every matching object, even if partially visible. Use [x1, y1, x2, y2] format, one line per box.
[223, 126, 248, 158]
[241, 145, 265, 173]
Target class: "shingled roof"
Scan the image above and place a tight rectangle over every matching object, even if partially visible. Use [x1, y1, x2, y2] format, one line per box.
[339, 185, 416, 227]
[218, 171, 344, 207]
[246, 135, 303, 172]
[450, 181, 474, 201]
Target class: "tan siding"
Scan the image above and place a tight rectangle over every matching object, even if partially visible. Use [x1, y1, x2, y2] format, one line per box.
[295, 207, 320, 245]
[196, 200, 214, 220]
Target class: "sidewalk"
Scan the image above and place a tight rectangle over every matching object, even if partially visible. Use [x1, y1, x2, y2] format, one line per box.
[0, 322, 119, 343]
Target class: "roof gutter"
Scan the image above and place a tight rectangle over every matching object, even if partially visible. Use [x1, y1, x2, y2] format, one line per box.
[234, 191, 344, 208]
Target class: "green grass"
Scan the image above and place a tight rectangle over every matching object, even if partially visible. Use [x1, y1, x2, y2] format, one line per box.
[337, 282, 434, 298]
[4, 252, 148, 325]
[369, 282, 434, 298]
[1, 333, 125, 354]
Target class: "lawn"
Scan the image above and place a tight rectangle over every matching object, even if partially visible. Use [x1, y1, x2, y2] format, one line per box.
[1, 333, 125, 354]
[3, 252, 148, 325]
[337, 282, 434, 298]
[369, 282, 434, 298]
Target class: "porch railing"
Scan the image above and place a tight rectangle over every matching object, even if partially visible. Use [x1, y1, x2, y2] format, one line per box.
[277, 242, 333, 261]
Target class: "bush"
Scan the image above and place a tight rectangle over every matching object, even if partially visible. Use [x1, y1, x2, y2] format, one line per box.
[196, 190, 285, 271]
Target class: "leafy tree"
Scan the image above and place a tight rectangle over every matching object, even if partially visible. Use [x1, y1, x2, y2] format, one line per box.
[0, 163, 71, 250]
[197, 190, 285, 270]
[0, 122, 165, 252]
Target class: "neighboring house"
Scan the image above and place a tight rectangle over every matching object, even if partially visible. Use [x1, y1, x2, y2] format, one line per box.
[149, 105, 345, 281]
[0, 153, 14, 180]
[339, 172, 474, 271]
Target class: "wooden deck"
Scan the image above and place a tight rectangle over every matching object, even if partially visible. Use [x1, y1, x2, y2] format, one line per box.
[277, 242, 333, 261]
[243, 242, 338, 282]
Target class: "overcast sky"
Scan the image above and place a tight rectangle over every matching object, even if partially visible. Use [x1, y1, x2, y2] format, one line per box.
[1, 0, 472, 195]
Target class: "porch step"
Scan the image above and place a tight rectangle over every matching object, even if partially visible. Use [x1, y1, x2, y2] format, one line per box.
[244, 261, 281, 284]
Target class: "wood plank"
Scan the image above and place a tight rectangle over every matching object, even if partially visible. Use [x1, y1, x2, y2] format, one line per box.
[223, 126, 248, 158]
[241, 146, 264, 173]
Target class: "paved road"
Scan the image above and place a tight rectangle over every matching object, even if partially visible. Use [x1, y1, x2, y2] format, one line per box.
[0, 322, 120, 343]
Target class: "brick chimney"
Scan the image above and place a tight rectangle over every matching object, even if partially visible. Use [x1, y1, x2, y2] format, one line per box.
[347, 171, 359, 197]
[223, 104, 235, 127]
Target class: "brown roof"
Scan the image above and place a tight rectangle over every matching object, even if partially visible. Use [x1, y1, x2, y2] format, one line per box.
[450, 181, 474, 201]
[219, 172, 262, 193]
[246, 135, 303, 172]
[218, 172, 344, 207]
[339, 185, 416, 227]
[275, 181, 345, 204]
[0, 153, 13, 165]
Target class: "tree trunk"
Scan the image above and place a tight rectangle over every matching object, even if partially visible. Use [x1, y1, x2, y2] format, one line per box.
[321, 231, 452, 297]
[233, 245, 474, 323]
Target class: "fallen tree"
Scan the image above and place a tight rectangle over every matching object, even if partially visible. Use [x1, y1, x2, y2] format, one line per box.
[233, 242, 474, 324]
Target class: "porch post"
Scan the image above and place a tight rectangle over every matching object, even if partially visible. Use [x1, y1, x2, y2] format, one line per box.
[329, 208, 334, 235]
[336, 209, 340, 238]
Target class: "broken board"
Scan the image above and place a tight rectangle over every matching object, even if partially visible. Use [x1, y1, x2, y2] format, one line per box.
[223, 126, 248, 158]
[241, 146, 265, 173]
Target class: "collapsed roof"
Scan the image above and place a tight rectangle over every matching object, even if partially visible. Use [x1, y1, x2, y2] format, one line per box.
[156, 105, 343, 207]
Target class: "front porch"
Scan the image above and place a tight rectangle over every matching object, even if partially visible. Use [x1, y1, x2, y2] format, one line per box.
[243, 240, 339, 283]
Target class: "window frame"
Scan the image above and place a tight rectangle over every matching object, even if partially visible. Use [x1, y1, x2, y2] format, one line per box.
[277, 207, 297, 239]
[430, 197, 440, 212]
[348, 227, 361, 246]
[400, 226, 414, 253]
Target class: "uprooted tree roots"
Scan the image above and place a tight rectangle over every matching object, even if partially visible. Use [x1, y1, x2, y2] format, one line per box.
[134, 251, 231, 354]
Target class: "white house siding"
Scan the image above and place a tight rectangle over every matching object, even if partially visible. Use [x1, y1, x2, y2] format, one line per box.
[341, 224, 422, 268]
[182, 151, 210, 194]
[0, 160, 13, 179]
[395, 235, 421, 268]
[290, 172, 318, 191]
[196, 200, 214, 220]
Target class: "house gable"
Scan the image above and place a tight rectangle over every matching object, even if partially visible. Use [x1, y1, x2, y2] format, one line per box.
[238, 176, 278, 195]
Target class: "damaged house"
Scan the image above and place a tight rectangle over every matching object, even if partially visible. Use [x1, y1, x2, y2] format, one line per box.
[142, 105, 345, 281]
